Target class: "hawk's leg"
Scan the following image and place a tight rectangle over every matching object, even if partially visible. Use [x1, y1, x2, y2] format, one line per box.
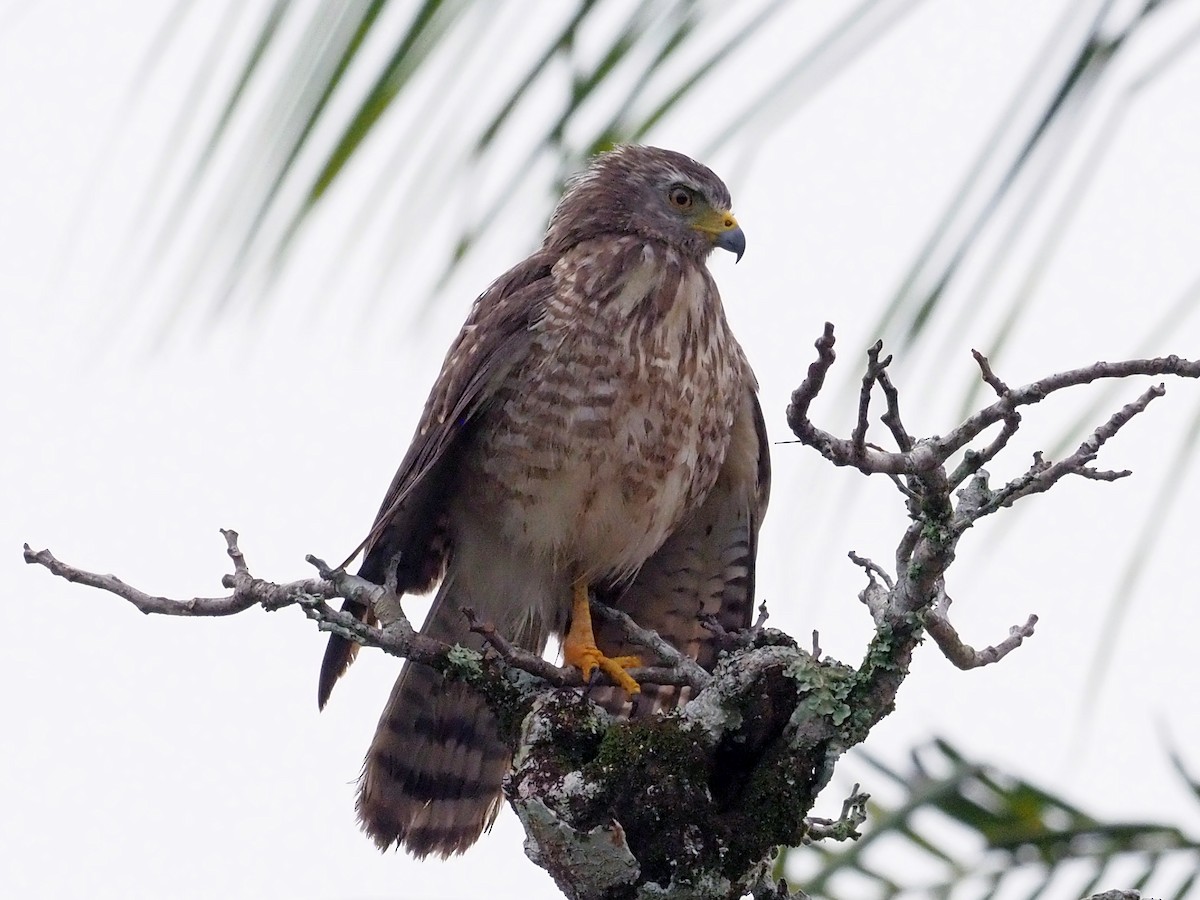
[563, 576, 642, 694]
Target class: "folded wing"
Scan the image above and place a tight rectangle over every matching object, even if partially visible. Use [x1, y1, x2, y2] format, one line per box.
[317, 254, 554, 709]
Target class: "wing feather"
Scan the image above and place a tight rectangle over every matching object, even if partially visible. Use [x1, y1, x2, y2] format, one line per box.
[318, 253, 555, 708]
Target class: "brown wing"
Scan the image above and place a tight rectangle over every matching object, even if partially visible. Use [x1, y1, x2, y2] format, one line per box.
[317, 253, 555, 709]
[592, 383, 771, 716]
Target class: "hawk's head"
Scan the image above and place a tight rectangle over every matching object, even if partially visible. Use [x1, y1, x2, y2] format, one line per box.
[545, 145, 746, 263]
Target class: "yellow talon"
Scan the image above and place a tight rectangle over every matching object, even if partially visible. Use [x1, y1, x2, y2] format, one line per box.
[563, 577, 641, 694]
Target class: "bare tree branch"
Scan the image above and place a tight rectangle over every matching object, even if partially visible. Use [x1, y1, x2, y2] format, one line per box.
[932, 360, 1193, 461]
[976, 383, 1161, 516]
[947, 351, 1022, 487]
[24, 533, 291, 617]
[925, 589, 1039, 669]
[802, 783, 870, 843]
[22, 534, 687, 693]
[786, 327, 1199, 719]
[851, 340, 889, 457]
[876, 362, 913, 454]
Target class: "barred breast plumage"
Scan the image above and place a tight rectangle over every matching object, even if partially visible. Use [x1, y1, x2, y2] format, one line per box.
[464, 238, 746, 590]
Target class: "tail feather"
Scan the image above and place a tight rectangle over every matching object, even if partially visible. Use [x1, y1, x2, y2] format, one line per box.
[317, 600, 373, 710]
[359, 671, 508, 856]
[318, 505, 451, 710]
[357, 576, 546, 857]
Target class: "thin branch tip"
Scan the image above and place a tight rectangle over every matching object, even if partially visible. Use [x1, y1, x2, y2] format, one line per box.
[927, 596, 1039, 670]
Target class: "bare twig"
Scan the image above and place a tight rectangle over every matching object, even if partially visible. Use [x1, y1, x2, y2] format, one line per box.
[25, 538, 289, 617]
[591, 602, 711, 689]
[926, 589, 1039, 669]
[876, 366, 913, 453]
[948, 422, 1016, 487]
[463, 607, 582, 686]
[787, 322, 837, 426]
[972, 349, 1011, 395]
[947, 356, 1020, 487]
[24, 534, 695, 692]
[932, 362, 1191, 461]
[848, 551, 894, 590]
[802, 783, 870, 842]
[851, 341, 888, 457]
[700, 613, 756, 653]
[849, 551, 892, 625]
[222, 528, 248, 575]
[887, 472, 920, 500]
[976, 384, 1161, 517]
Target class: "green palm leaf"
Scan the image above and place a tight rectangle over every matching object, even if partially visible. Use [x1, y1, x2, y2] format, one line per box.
[789, 739, 1200, 900]
[129, 0, 921, 321]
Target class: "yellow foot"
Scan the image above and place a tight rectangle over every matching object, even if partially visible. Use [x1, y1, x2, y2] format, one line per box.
[570, 646, 643, 695]
[563, 577, 642, 695]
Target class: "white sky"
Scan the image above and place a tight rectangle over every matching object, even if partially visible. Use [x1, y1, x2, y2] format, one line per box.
[5, 1, 1200, 898]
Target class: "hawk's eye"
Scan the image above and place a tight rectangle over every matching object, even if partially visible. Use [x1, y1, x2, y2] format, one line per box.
[668, 187, 693, 210]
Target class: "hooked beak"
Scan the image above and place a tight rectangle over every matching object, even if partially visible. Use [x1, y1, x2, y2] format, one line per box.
[692, 208, 746, 262]
[714, 222, 746, 262]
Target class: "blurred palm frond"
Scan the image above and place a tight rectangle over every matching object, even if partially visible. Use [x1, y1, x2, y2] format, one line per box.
[787, 738, 1200, 900]
[125, 0, 926, 323]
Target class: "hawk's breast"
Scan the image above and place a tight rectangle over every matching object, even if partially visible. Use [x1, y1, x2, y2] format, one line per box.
[465, 238, 746, 582]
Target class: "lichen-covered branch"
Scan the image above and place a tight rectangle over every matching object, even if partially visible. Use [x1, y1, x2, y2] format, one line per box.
[24, 528, 868, 899]
[786, 324, 1200, 746]
[802, 784, 870, 843]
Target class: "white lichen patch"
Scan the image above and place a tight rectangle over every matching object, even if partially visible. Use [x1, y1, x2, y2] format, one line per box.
[559, 770, 602, 803]
[681, 645, 801, 741]
[517, 798, 640, 900]
[680, 684, 743, 741]
[512, 694, 559, 773]
[635, 870, 735, 900]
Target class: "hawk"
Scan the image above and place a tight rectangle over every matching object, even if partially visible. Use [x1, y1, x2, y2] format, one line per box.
[318, 145, 770, 858]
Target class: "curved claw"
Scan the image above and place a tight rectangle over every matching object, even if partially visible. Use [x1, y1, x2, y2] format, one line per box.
[572, 647, 642, 695]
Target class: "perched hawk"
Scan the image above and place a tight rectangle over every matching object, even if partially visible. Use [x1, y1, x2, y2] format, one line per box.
[318, 145, 770, 858]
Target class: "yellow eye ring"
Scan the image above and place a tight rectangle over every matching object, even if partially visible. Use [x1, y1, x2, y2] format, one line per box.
[669, 187, 692, 209]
